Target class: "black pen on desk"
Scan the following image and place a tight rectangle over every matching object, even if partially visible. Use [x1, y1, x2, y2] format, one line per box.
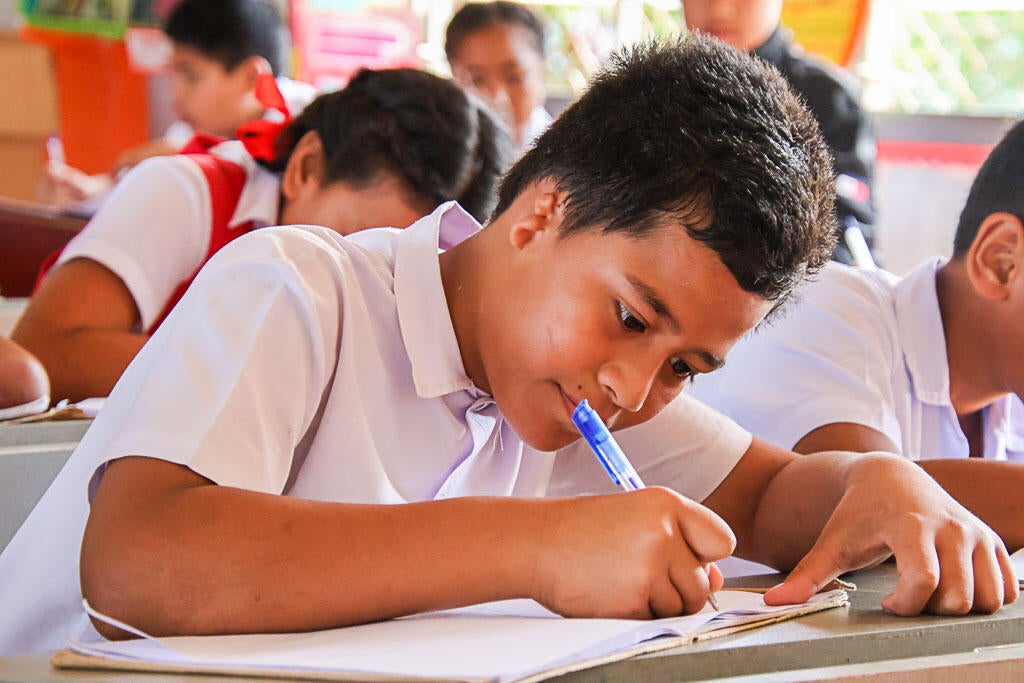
[570, 398, 721, 612]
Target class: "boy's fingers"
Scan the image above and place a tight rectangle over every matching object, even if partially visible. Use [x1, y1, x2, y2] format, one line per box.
[763, 540, 844, 606]
[969, 541, 1015, 613]
[672, 494, 736, 564]
[998, 545, 1020, 606]
[923, 540, 973, 616]
[664, 560, 710, 616]
[647, 576, 685, 619]
[880, 545, 940, 616]
[706, 561, 724, 594]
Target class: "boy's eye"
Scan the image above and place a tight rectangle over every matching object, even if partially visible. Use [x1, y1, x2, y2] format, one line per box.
[669, 357, 693, 379]
[617, 302, 646, 333]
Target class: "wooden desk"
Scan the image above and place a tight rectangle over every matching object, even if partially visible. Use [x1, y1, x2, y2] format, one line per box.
[0, 565, 1021, 681]
[0, 200, 87, 297]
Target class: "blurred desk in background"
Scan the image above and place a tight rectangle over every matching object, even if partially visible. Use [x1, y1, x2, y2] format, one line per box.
[0, 199, 87, 298]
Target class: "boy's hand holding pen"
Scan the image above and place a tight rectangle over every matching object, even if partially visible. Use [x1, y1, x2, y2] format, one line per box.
[569, 399, 729, 613]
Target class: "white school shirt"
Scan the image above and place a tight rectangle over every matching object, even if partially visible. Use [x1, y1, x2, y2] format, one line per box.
[690, 259, 1024, 461]
[55, 140, 280, 331]
[0, 202, 750, 655]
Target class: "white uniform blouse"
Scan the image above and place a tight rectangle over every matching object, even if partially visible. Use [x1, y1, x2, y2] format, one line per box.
[0, 202, 751, 655]
[55, 140, 280, 331]
[690, 259, 1024, 461]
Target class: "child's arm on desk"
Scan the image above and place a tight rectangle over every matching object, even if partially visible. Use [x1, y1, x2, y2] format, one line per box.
[12, 258, 146, 403]
[702, 438, 1018, 616]
[793, 423, 1024, 555]
[81, 456, 734, 639]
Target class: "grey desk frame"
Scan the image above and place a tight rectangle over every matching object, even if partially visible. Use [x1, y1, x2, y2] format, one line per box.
[0, 564, 1021, 681]
[0, 419, 91, 550]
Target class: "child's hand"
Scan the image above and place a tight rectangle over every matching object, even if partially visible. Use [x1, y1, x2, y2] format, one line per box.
[37, 161, 112, 208]
[764, 454, 1019, 615]
[533, 487, 734, 618]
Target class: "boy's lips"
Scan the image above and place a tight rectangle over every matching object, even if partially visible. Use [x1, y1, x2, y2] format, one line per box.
[559, 389, 578, 420]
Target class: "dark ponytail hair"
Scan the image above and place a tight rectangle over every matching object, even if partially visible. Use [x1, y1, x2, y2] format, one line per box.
[261, 68, 514, 222]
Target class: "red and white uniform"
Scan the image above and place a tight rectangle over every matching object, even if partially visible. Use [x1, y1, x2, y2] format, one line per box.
[52, 138, 281, 332]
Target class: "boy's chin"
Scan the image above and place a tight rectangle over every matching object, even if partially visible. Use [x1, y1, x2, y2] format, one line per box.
[516, 424, 580, 454]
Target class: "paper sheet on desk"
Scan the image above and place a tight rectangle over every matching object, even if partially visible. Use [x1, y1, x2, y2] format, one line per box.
[0, 397, 105, 425]
[58, 591, 847, 683]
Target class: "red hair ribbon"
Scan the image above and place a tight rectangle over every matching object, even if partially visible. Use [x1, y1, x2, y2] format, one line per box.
[236, 72, 292, 162]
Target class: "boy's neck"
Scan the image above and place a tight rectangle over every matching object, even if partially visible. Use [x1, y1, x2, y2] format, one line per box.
[439, 221, 502, 395]
[936, 261, 1006, 416]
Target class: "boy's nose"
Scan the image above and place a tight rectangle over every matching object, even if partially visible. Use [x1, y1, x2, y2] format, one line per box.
[597, 354, 660, 415]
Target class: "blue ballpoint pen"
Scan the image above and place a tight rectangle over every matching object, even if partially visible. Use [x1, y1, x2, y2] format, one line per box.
[571, 399, 645, 491]
[570, 398, 720, 611]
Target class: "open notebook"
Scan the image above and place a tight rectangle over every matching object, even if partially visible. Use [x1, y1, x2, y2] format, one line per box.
[53, 589, 848, 682]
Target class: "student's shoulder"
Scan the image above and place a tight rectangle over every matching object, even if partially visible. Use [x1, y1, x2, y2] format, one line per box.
[117, 151, 217, 200]
[797, 262, 899, 318]
[208, 224, 404, 295]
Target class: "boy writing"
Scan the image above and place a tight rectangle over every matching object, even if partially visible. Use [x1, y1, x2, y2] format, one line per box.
[39, 0, 315, 208]
[0, 36, 1014, 656]
[691, 119, 1024, 554]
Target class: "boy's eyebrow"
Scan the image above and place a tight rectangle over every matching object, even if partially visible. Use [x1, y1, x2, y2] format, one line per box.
[626, 275, 725, 371]
[627, 275, 678, 330]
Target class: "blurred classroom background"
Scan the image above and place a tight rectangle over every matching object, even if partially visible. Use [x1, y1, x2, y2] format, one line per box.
[1, 0, 1023, 289]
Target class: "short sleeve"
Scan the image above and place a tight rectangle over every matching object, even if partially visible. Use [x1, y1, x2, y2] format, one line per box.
[83, 227, 345, 497]
[547, 392, 752, 503]
[689, 268, 904, 452]
[56, 156, 212, 330]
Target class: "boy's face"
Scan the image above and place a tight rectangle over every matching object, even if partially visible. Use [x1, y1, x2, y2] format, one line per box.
[169, 45, 259, 139]
[477, 208, 774, 452]
[682, 0, 783, 52]
[449, 23, 546, 146]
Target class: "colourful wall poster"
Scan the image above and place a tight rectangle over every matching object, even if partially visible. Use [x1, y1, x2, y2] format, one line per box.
[290, 0, 422, 89]
[19, 0, 130, 38]
[781, 0, 871, 68]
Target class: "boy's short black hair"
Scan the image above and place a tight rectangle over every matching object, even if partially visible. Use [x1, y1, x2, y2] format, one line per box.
[494, 35, 836, 304]
[164, 0, 285, 76]
[263, 68, 514, 223]
[445, 1, 545, 61]
[953, 119, 1024, 257]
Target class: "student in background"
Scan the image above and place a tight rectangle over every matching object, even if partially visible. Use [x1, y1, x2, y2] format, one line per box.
[0, 36, 1014, 656]
[446, 1, 552, 150]
[13, 68, 511, 404]
[681, 0, 878, 266]
[690, 119, 1024, 554]
[39, 0, 316, 209]
[0, 337, 48, 418]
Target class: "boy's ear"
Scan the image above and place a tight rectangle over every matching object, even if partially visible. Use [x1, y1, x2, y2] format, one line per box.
[965, 212, 1024, 300]
[233, 55, 272, 92]
[508, 178, 566, 250]
[280, 131, 326, 201]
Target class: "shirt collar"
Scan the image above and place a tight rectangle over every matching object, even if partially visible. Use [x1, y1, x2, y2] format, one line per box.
[209, 139, 281, 229]
[893, 257, 950, 406]
[394, 201, 483, 398]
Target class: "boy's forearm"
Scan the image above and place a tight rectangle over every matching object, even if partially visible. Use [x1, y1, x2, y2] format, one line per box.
[919, 459, 1024, 552]
[746, 450, 855, 569]
[82, 462, 542, 638]
[13, 325, 145, 402]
